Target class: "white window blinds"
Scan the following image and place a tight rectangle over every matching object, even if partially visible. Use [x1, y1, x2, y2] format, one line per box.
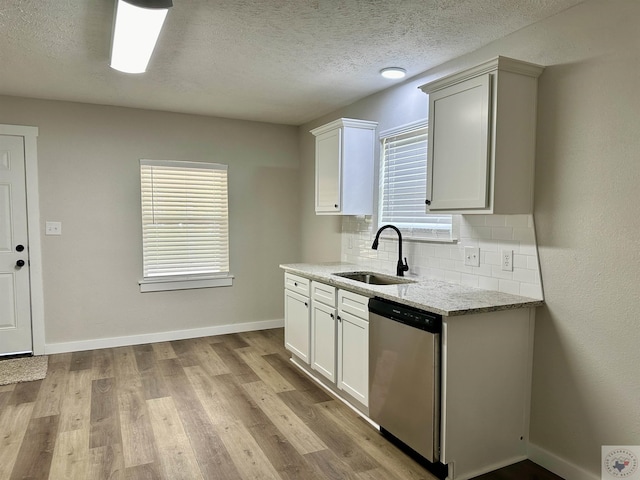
[140, 160, 229, 279]
[379, 122, 452, 239]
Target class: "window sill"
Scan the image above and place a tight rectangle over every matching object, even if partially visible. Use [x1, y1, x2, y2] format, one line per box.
[375, 216, 460, 244]
[139, 275, 234, 293]
[377, 231, 458, 244]
[403, 235, 459, 244]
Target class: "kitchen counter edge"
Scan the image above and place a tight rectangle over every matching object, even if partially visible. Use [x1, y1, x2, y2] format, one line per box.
[280, 262, 543, 317]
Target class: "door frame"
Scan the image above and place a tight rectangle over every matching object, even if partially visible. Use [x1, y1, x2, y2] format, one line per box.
[0, 124, 45, 355]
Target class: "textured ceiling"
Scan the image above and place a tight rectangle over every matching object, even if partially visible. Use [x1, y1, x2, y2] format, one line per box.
[0, 0, 584, 125]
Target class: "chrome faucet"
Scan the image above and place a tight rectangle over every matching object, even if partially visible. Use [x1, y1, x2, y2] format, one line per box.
[371, 224, 409, 277]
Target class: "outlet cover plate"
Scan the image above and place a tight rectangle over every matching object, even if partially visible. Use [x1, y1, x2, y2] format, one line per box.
[502, 249, 513, 271]
[464, 247, 480, 267]
[45, 221, 62, 236]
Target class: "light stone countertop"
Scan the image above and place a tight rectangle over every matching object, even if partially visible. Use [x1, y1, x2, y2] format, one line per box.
[280, 262, 543, 317]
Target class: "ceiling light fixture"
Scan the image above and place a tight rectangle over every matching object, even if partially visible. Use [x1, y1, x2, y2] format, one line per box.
[380, 67, 407, 79]
[110, 0, 173, 74]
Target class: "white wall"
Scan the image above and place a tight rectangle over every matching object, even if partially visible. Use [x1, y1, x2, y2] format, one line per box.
[299, 0, 640, 476]
[0, 96, 301, 348]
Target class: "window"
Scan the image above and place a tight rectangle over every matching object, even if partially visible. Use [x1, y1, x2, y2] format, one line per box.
[378, 121, 453, 240]
[139, 160, 232, 292]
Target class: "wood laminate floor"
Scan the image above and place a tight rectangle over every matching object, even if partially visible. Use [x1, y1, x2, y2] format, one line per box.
[0, 328, 562, 480]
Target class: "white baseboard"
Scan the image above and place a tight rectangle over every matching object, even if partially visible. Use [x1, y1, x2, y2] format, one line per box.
[44, 318, 284, 354]
[529, 442, 599, 480]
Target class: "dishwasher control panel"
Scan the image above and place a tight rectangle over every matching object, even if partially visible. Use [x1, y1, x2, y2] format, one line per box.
[369, 297, 442, 333]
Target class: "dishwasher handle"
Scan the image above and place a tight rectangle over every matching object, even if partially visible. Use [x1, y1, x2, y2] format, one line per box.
[369, 297, 442, 334]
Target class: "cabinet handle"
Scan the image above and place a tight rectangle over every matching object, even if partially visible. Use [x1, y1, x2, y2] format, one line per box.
[337, 315, 342, 322]
[334, 204, 338, 208]
[425, 199, 431, 205]
[330, 313, 334, 319]
[304, 302, 308, 307]
[294, 282, 298, 287]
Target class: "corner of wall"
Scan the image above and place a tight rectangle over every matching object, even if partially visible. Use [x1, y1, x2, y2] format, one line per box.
[528, 442, 599, 480]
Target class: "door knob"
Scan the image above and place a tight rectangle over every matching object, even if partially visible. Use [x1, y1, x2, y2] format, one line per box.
[16, 259, 25, 268]
[16, 244, 25, 252]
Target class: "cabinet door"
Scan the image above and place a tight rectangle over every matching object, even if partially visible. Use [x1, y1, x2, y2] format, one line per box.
[315, 128, 341, 212]
[284, 289, 310, 363]
[337, 310, 369, 406]
[311, 301, 337, 382]
[427, 74, 491, 210]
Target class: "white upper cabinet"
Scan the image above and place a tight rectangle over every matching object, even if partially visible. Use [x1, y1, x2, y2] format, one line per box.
[311, 118, 378, 215]
[420, 57, 544, 214]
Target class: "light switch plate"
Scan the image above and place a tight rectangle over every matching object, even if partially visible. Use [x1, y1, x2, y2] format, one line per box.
[464, 247, 480, 267]
[45, 221, 62, 236]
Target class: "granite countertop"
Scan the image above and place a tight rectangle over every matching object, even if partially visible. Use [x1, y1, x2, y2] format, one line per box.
[280, 262, 543, 317]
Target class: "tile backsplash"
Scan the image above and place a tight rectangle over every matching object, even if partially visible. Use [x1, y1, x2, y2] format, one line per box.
[341, 214, 544, 300]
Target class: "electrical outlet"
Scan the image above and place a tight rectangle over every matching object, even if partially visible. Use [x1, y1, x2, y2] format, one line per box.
[45, 221, 62, 236]
[502, 249, 513, 271]
[464, 247, 480, 267]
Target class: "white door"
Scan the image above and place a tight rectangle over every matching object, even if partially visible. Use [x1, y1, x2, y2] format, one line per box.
[0, 135, 32, 355]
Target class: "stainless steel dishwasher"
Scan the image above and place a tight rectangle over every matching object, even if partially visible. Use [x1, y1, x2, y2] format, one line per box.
[369, 297, 442, 463]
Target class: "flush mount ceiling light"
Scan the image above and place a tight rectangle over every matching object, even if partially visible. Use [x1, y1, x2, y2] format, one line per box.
[110, 0, 173, 74]
[380, 67, 407, 79]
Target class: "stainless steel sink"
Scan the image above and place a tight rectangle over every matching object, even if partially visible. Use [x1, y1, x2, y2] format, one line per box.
[333, 271, 416, 285]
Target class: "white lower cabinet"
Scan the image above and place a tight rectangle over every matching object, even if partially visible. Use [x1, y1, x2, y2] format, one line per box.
[440, 308, 534, 479]
[311, 281, 337, 382]
[337, 308, 369, 406]
[284, 270, 536, 480]
[337, 289, 369, 407]
[286, 276, 370, 412]
[284, 273, 310, 363]
[311, 302, 336, 381]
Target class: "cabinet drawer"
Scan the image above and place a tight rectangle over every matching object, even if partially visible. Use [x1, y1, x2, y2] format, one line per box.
[311, 281, 336, 307]
[338, 289, 370, 321]
[285, 273, 310, 296]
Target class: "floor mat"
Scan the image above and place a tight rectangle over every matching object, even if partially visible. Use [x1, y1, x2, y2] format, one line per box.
[0, 355, 48, 386]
